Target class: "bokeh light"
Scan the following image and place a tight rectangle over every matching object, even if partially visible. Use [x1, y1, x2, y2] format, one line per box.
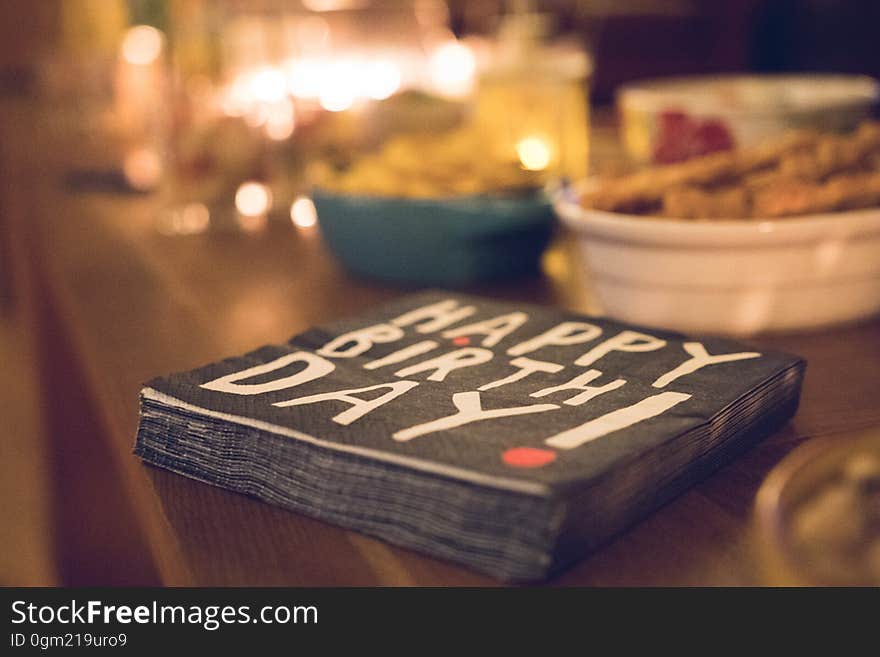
[159, 203, 210, 236]
[235, 182, 273, 217]
[287, 59, 323, 99]
[264, 99, 296, 140]
[121, 25, 164, 66]
[249, 68, 288, 104]
[123, 147, 162, 190]
[176, 203, 211, 234]
[429, 40, 475, 97]
[290, 196, 318, 228]
[516, 136, 552, 171]
[364, 61, 401, 101]
[318, 62, 360, 112]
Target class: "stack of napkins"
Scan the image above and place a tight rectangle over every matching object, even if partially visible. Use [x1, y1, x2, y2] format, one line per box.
[135, 292, 805, 580]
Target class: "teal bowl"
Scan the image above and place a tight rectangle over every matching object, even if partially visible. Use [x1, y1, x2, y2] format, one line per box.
[312, 188, 555, 286]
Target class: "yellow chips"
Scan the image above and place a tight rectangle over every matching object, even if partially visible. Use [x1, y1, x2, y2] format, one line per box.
[315, 129, 543, 198]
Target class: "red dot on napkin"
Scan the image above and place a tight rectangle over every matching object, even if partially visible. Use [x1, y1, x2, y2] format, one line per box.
[502, 447, 557, 468]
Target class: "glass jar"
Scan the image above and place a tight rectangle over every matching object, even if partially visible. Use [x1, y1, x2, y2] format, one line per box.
[475, 11, 592, 184]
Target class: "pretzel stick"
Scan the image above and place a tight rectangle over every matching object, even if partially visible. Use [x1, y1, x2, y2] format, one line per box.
[583, 130, 820, 213]
[752, 170, 880, 217]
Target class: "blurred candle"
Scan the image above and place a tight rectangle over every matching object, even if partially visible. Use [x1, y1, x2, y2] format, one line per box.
[516, 136, 552, 171]
[476, 12, 592, 181]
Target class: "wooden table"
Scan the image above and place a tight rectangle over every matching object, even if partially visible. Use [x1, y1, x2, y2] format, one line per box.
[5, 100, 880, 586]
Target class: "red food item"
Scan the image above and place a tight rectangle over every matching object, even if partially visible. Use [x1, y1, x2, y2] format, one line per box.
[694, 119, 735, 153]
[653, 110, 735, 163]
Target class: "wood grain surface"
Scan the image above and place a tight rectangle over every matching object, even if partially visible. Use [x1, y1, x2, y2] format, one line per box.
[5, 100, 879, 586]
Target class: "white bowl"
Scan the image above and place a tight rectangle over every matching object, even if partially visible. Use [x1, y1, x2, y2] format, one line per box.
[554, 194, 880, 336]
[618, 74, 879, 164]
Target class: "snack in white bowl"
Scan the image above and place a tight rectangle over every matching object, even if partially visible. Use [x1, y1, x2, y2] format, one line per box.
[556, 123, 880, 335]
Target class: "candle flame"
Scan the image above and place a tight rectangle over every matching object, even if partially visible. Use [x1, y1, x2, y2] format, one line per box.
[516, 136, 552, 171]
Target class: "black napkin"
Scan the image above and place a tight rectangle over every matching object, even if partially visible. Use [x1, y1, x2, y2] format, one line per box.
[135, 292, 805, 580]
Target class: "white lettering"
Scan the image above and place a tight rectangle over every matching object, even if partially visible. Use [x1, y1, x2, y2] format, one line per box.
[507, 321, 603, 357]
[478, 357, 564, 391]
[200, 351, 334, 395]
[545, 392, 692, 449]
[393, 391, 558, 442]
[575, 330, 666, 367]
[317, 323, 404, 358]
[653, 342, 761, 388]
[391, 299, 477, 333]
[394, 348, 493, 382]
[363, 340, 439, 370]
[441, 312, 529, 348]
[274, 381, 419, 425]
[531, 369, 626, 406]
